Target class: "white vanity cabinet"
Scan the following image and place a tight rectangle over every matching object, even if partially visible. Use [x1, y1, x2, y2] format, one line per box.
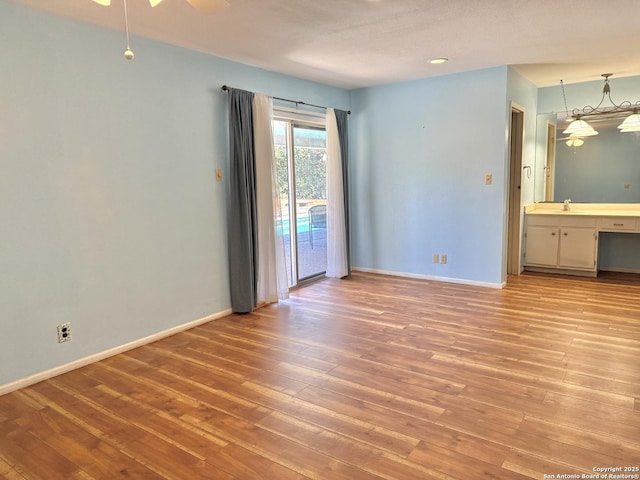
[523, 204, 640, 277]
[524, 215, 598, 275]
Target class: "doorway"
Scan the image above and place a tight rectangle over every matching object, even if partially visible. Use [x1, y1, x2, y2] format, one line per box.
[507, 106, 524, 275]
[273, 119, 328, 287]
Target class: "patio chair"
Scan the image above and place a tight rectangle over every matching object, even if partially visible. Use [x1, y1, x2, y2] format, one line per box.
[308, 204, 327, 249]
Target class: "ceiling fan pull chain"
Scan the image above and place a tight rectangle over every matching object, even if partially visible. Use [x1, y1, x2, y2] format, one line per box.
[123, 0, 134, 59]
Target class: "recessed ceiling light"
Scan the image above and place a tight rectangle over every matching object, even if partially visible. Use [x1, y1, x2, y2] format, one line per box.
[429, 58, 448, 64]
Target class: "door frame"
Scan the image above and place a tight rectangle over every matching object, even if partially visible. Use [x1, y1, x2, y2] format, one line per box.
[507, 103, 525, 276]
[273, 111, 328, 287]
[544, 120, 557, 202]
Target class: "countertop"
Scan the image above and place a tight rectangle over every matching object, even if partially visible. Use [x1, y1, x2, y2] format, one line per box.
[525, 203, 640, 217]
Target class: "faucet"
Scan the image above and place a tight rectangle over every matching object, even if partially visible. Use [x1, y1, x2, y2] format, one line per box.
[563, 198, 572, 211]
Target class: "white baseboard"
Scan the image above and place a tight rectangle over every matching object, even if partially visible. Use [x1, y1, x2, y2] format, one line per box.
[0, 308, 233, 397]
[352, 266, 506, 289]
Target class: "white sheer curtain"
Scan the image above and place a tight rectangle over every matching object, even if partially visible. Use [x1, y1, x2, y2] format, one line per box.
[325, 108, 348, 278]
[253, 94, 289, 303]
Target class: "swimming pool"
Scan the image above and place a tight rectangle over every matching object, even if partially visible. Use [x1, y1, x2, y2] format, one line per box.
[276, 215, 310, 235]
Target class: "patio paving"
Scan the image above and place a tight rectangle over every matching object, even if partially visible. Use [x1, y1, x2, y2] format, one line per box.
[282, 229, 327, 285]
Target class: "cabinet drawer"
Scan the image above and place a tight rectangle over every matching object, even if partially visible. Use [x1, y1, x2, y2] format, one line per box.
[526, 215, 559, 227]
[597, 217, 639, 232]
[559, 216, 597, 228]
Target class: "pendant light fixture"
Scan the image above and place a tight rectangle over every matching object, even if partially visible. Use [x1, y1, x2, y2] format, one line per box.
[562, 117, 598, 137]
[617, 110, 640, 132]
[561, 74, 640, 135]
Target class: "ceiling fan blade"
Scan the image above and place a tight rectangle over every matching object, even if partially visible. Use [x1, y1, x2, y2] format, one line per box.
[92, 0, 111, 5]
[184, 0, 229, 14]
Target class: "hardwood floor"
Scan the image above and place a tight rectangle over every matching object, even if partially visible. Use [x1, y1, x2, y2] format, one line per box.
[1, 272, 639, 479]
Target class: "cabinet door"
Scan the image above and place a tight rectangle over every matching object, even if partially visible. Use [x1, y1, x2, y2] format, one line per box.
[525, 226, 559, 266]
[558, 228, 597, 270]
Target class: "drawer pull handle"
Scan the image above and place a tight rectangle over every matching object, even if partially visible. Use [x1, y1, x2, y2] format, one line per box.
[564, 232, 568, 236]
[613, 223, 624, 227]
[551, 232, 556, 236]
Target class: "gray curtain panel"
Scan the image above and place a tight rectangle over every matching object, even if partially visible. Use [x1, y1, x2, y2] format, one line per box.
[228, 88, 258, 313]
[335, 109, 351, 275]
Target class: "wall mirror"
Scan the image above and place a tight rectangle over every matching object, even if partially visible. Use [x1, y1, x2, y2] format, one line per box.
[534, 112, 640, 203]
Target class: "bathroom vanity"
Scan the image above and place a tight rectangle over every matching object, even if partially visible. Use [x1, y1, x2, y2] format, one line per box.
[523, 203, 640, 276]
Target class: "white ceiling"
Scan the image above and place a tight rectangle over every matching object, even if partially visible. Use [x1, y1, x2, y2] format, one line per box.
[8, 0, 640, 89]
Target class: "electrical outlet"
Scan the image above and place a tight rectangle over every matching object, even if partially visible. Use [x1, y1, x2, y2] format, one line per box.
[215, 168, 223, 182]
[624, 183, 631, 189]
[441, 254, 448, 265]
[485, 174, 493, 185]
[432, 253, 440, 264]
[57, 323, 71, 343]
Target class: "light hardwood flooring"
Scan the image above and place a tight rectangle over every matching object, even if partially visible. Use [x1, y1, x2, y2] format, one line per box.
[1, 271, 639, 479]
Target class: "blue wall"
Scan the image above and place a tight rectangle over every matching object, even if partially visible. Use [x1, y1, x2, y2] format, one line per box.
[0, 2, 349, 387]
[349, 67, 514, 286]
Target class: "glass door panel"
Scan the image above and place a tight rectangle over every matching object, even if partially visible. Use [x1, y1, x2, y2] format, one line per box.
[273, 120, 294, 287]
[294, 125, 327, 280]
[273, 120, 327, 286]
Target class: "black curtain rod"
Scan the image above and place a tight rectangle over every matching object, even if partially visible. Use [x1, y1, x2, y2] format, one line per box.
[221, 85, 350, 115]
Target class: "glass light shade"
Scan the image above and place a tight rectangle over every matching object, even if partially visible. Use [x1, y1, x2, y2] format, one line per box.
[566, 135, 584, 147]
[149, 0, 164, 6]
[92, 0, 111, 5]
[563, 119, 598, 137]
[617, 113, 640, 132]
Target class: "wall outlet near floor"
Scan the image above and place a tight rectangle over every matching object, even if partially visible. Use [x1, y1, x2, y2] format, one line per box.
[432, 253, 440, 264]
[441, 254, 448, 265]
[57, 323, 71, 343]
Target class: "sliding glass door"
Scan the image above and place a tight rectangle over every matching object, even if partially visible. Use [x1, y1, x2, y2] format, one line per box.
[274, 119, 327, 286]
